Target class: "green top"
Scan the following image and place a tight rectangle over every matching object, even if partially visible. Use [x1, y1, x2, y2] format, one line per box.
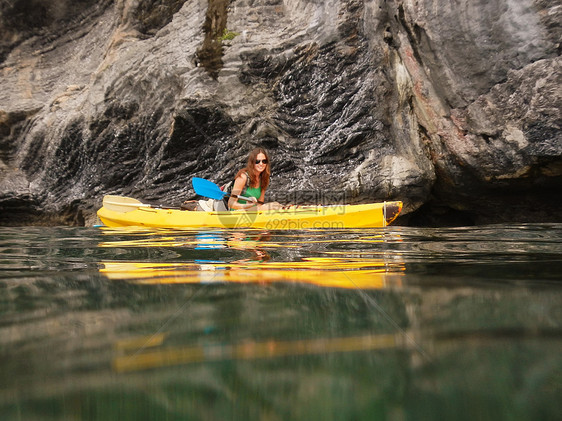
[237, 185, 261, 205]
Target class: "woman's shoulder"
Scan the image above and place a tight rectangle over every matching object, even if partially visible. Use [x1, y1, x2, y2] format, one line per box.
[235, 169, 249, 180]
[234, 170, 251, 187]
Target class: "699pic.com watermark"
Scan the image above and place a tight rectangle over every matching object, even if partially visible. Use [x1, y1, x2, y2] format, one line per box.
[264, 190, 348, 230]
[272, 190, 348, 210]
[216, 190, 349, 229]
[264, 218, 345, 230]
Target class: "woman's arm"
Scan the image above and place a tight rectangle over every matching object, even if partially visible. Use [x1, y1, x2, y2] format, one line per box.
[228, 173, 258, 210]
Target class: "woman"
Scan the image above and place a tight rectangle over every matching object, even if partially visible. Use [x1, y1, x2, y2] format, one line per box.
[228, 148, 281, 210]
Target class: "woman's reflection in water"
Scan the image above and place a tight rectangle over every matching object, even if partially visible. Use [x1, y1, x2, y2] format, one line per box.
[227, 231, 271, 263]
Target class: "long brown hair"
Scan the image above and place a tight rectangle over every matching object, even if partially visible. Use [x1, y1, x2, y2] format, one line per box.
[236, 148, 270, 190]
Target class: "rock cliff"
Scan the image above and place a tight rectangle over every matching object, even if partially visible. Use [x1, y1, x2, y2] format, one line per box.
[0, 0, 560, 225]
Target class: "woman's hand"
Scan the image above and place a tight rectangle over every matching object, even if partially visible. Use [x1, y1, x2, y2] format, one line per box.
[243, 196, 258, 210]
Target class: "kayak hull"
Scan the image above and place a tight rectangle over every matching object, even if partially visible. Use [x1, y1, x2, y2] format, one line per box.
[97, 201, 402, 229]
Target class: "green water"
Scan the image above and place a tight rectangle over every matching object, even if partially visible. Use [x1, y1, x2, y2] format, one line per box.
[0, 225, 561, 420]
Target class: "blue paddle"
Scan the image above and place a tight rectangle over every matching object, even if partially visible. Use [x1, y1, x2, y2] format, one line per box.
[192, 177, 256, 203]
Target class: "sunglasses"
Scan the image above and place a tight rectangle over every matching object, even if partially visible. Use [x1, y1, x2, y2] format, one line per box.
[255, 159, 268, 164]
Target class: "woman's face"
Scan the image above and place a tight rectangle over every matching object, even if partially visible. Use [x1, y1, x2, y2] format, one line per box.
[254, 152, 268, 174]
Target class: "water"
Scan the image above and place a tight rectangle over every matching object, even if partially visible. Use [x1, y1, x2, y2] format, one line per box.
[0, 224, 561, 420]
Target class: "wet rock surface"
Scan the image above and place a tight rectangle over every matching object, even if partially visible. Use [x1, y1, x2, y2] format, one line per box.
[0, 0, 560, 226]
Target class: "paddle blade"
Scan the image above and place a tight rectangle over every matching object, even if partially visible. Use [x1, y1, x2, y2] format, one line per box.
[103, 195, 148, 213]
[192, 178, 227, 200]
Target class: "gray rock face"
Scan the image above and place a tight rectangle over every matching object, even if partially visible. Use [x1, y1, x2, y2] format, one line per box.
[0, 0, 560, 225]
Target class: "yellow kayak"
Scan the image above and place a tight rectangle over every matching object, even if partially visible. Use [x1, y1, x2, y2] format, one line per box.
[97, 195, 402, 229]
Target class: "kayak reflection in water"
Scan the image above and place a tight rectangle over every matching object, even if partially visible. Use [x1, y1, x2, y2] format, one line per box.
[227, 148, 284, 211]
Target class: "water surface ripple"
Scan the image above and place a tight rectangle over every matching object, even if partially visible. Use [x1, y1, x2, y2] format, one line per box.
[0, 224, 560, 420]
